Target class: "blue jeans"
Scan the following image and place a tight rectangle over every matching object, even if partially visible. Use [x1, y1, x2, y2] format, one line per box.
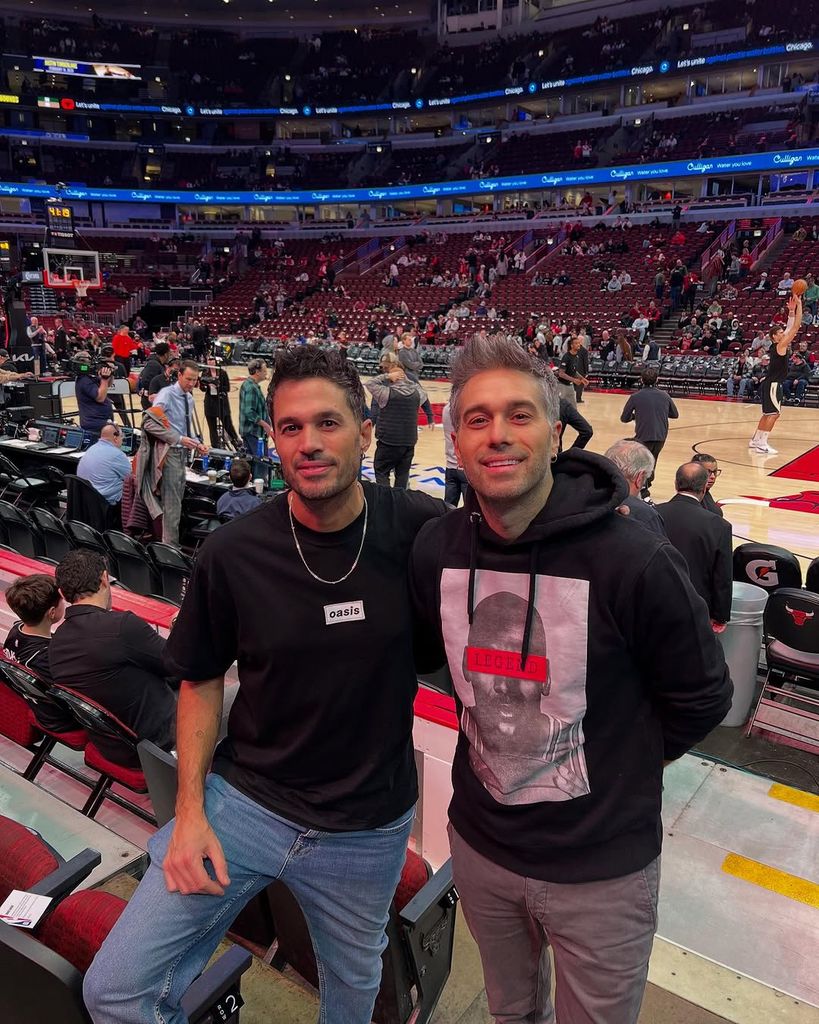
[84, 774, 415, 1024]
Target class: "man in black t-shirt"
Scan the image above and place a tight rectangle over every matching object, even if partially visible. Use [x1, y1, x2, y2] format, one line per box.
[3, 574, 74, 733]
[50, 550, 177, 766]
[84, 347, 446, 1024]
[556, 336, 589, 410]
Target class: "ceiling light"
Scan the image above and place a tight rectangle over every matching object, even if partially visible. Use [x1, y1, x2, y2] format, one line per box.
[538, 49, 544, 57]
[682, 22, 689, 30]
[284, 74, 291, 81]
[411, 67, 417, 74]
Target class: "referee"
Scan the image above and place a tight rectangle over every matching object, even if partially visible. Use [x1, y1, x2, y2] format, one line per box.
[749, 294, 802, 455]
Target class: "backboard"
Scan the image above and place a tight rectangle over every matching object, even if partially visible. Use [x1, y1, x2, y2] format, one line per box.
[42, 248, 101, 290]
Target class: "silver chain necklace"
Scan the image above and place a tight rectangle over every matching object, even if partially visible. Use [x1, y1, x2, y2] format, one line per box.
[288, 489, 368, 585]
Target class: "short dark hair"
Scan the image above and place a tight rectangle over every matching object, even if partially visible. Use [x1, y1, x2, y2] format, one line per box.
[641, 368, 659, 386]
[55, 550, 107, 603]
[229, 458, 252, 488]
[179, 359, 200, 376]
[269, 346, 366, 423]
[154, 342, 170, 358]
[6, 574, 61, 625]
[692, 452, 717, 466]
[675, 462, 709, 495]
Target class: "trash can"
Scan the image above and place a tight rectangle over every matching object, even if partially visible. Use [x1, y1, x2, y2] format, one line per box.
[718, 582, 768, 727]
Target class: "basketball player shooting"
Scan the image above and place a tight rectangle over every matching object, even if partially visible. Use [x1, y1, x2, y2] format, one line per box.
[749, 290, 803, 454]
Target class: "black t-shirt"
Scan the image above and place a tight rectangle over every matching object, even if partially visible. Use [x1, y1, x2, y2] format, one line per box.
[3, 623, 75, 733]
[164, 481, 446, 831]
[559, 351, 579, 381]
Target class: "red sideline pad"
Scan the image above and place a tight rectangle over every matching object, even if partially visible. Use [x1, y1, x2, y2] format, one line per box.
[0, 550, 177, 629]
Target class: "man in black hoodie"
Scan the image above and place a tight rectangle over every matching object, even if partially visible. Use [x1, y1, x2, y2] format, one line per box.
[410, 335, 732, 1024]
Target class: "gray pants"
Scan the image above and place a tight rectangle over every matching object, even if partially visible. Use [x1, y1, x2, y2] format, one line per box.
[449, 825, 659, 1024]
[160, 448, 187, 546]
[557, 382, 577, 409]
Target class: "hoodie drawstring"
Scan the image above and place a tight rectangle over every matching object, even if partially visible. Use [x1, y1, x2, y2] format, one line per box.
[467, 512, 480, 624]
[467, 511, 537, 674]
[520, 546, 538, 673]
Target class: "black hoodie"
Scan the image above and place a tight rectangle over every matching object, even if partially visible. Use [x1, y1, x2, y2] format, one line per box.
[410, 450, 732, 883]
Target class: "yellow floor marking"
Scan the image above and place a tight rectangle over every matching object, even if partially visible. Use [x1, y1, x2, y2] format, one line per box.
[722, 853, 819, 908]
[768, 782, 819, 814]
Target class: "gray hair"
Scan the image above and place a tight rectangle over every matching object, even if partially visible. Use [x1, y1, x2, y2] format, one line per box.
[605, 439, 655, 483]
[449, 334, 559, 428]
[247, 357, 266, 375]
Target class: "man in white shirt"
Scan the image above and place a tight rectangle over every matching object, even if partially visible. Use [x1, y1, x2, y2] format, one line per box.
[777, 270, 794, 292]
[632, 315, 650, 342]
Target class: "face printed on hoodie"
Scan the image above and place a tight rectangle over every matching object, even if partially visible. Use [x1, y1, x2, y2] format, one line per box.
[460, 589, 589, 804]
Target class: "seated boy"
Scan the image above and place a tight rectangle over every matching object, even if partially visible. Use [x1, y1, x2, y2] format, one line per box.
[4, 574, 74, 731]
[216, 458, 263, 520]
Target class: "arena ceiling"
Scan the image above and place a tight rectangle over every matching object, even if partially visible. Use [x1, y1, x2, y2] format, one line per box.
[11, 0, 431, 28]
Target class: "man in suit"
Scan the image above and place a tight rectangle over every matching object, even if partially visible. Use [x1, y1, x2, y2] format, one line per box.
[658, 463, 733, 631]
[692, 452, 724, 517]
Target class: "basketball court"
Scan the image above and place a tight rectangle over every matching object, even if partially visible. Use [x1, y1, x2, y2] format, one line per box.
[206, 371, 819, 571]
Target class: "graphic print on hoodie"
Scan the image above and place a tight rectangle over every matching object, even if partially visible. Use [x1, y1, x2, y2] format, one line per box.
[441, 568, 590, 805]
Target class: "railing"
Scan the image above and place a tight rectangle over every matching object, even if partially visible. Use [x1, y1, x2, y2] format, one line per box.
[148, 287, 213, 306]
[748, 217, 783, 270]
[701, 220, 737, 279]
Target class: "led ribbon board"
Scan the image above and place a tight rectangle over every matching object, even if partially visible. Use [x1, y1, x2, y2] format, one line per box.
[0, 147, 816, 205]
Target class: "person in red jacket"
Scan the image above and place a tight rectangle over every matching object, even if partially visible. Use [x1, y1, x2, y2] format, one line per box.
[111, 324, 139, 374]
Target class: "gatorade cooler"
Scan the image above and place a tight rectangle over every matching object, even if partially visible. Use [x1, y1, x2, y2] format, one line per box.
[719, 582, 768, 727]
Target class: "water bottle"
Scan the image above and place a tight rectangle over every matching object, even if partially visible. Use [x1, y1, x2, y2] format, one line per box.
[224, 457, 232, 473]
[256, 437, 264, 459]
[201, 454, 209, 473]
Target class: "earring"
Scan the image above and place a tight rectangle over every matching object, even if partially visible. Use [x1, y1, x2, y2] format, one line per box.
[551, 454, 558, 463]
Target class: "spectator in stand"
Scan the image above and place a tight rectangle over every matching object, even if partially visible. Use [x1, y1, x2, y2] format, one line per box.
[654, 269, 665, 301]
[388, 262, 400, 287]
[77, 423, 132, 509]
[804, 275, 819, 317]
[366, 351, 432, 489]
[776, 270, 795, 293]
[669, 261, 686, 309]
[783, 352, 811, 404]
[748, 354, 770, 401]
[632, 313, 650, 343]
[50, 549, 178, 765]
[744, 271, 771, 294]
[726, 351, 755, 399]
[216, 458, 262, 520]
[4, 574, 64, 687]
[112, 324, 139, 375]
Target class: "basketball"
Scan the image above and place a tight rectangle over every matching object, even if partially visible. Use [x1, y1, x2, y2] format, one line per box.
[792, 278, 808, 296]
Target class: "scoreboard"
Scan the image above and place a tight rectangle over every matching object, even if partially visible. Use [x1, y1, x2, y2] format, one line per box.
[46, 203, 74, 244]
